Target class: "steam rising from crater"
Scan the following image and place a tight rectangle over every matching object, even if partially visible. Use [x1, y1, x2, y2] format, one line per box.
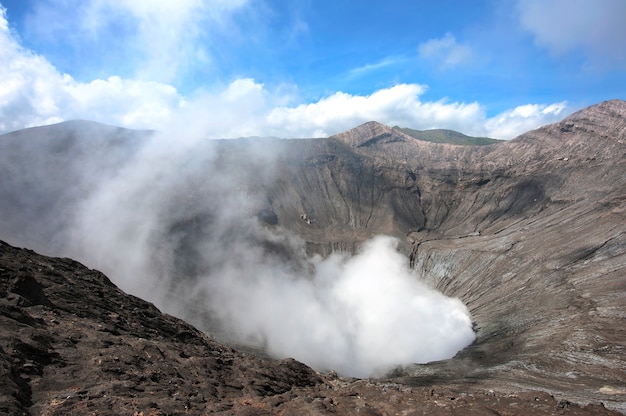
[65, 131, 475, 377]
[207, 236, 475, 376]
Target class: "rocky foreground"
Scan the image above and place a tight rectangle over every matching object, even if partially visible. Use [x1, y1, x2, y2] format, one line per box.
[0, 240, 620, 415]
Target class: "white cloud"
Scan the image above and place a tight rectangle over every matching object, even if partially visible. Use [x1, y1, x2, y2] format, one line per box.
[517, 0, 626, 69]
[0, 7, 567, 139]
[347, 56, 406, 78]
[418, 33, 473, 69]
[484, 101, 568, 139]
[0, 6, 185, 132]
[90, 0, 244, 83]
[23, 0, 250, 83]
[264, 85, 567, 139]
[67, 77, 183, 126]
[266, 84, 484, 137]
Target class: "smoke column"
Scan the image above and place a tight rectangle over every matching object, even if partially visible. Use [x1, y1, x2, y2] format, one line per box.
[55, 129, 475, 377]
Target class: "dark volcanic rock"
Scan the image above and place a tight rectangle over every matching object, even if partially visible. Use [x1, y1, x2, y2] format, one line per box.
[0, 241, 325, 415]
[0, 241, 620, 415]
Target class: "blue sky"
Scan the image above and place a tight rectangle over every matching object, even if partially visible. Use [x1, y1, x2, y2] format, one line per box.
[0, 0, 625, 139]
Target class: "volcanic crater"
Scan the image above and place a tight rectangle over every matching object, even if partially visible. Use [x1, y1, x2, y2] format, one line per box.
[0, 100, 625, 415]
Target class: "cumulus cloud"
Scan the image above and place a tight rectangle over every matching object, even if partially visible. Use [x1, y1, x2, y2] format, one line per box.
[418, 33, 473, 70]
[517, 0, 626, 69]
[484, 102, 568, 139]
[266, 84, 484, 137]
[264, 85, 567, 139]
[0, 7, 185, 132]
[0, 6, 567, 139]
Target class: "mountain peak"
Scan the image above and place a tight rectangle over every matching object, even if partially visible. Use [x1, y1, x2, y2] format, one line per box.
[330, 121, 412, 148]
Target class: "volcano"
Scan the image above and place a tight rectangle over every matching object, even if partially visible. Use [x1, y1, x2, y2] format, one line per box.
[0, 100, 625, 414]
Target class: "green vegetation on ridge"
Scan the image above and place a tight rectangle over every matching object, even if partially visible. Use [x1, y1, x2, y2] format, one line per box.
[393, 126, 502, 146]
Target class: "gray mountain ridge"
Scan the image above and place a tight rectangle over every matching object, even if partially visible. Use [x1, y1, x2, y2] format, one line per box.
[0, 100, 625, 414]
[391, 126, 501, 146]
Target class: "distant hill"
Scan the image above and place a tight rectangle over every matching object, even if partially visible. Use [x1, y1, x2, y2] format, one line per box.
[392, 126, 502, 145]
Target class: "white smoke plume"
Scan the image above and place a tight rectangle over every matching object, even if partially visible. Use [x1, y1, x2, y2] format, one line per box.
[59, 129, 475, 377]
[203, 236, 475, 377]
